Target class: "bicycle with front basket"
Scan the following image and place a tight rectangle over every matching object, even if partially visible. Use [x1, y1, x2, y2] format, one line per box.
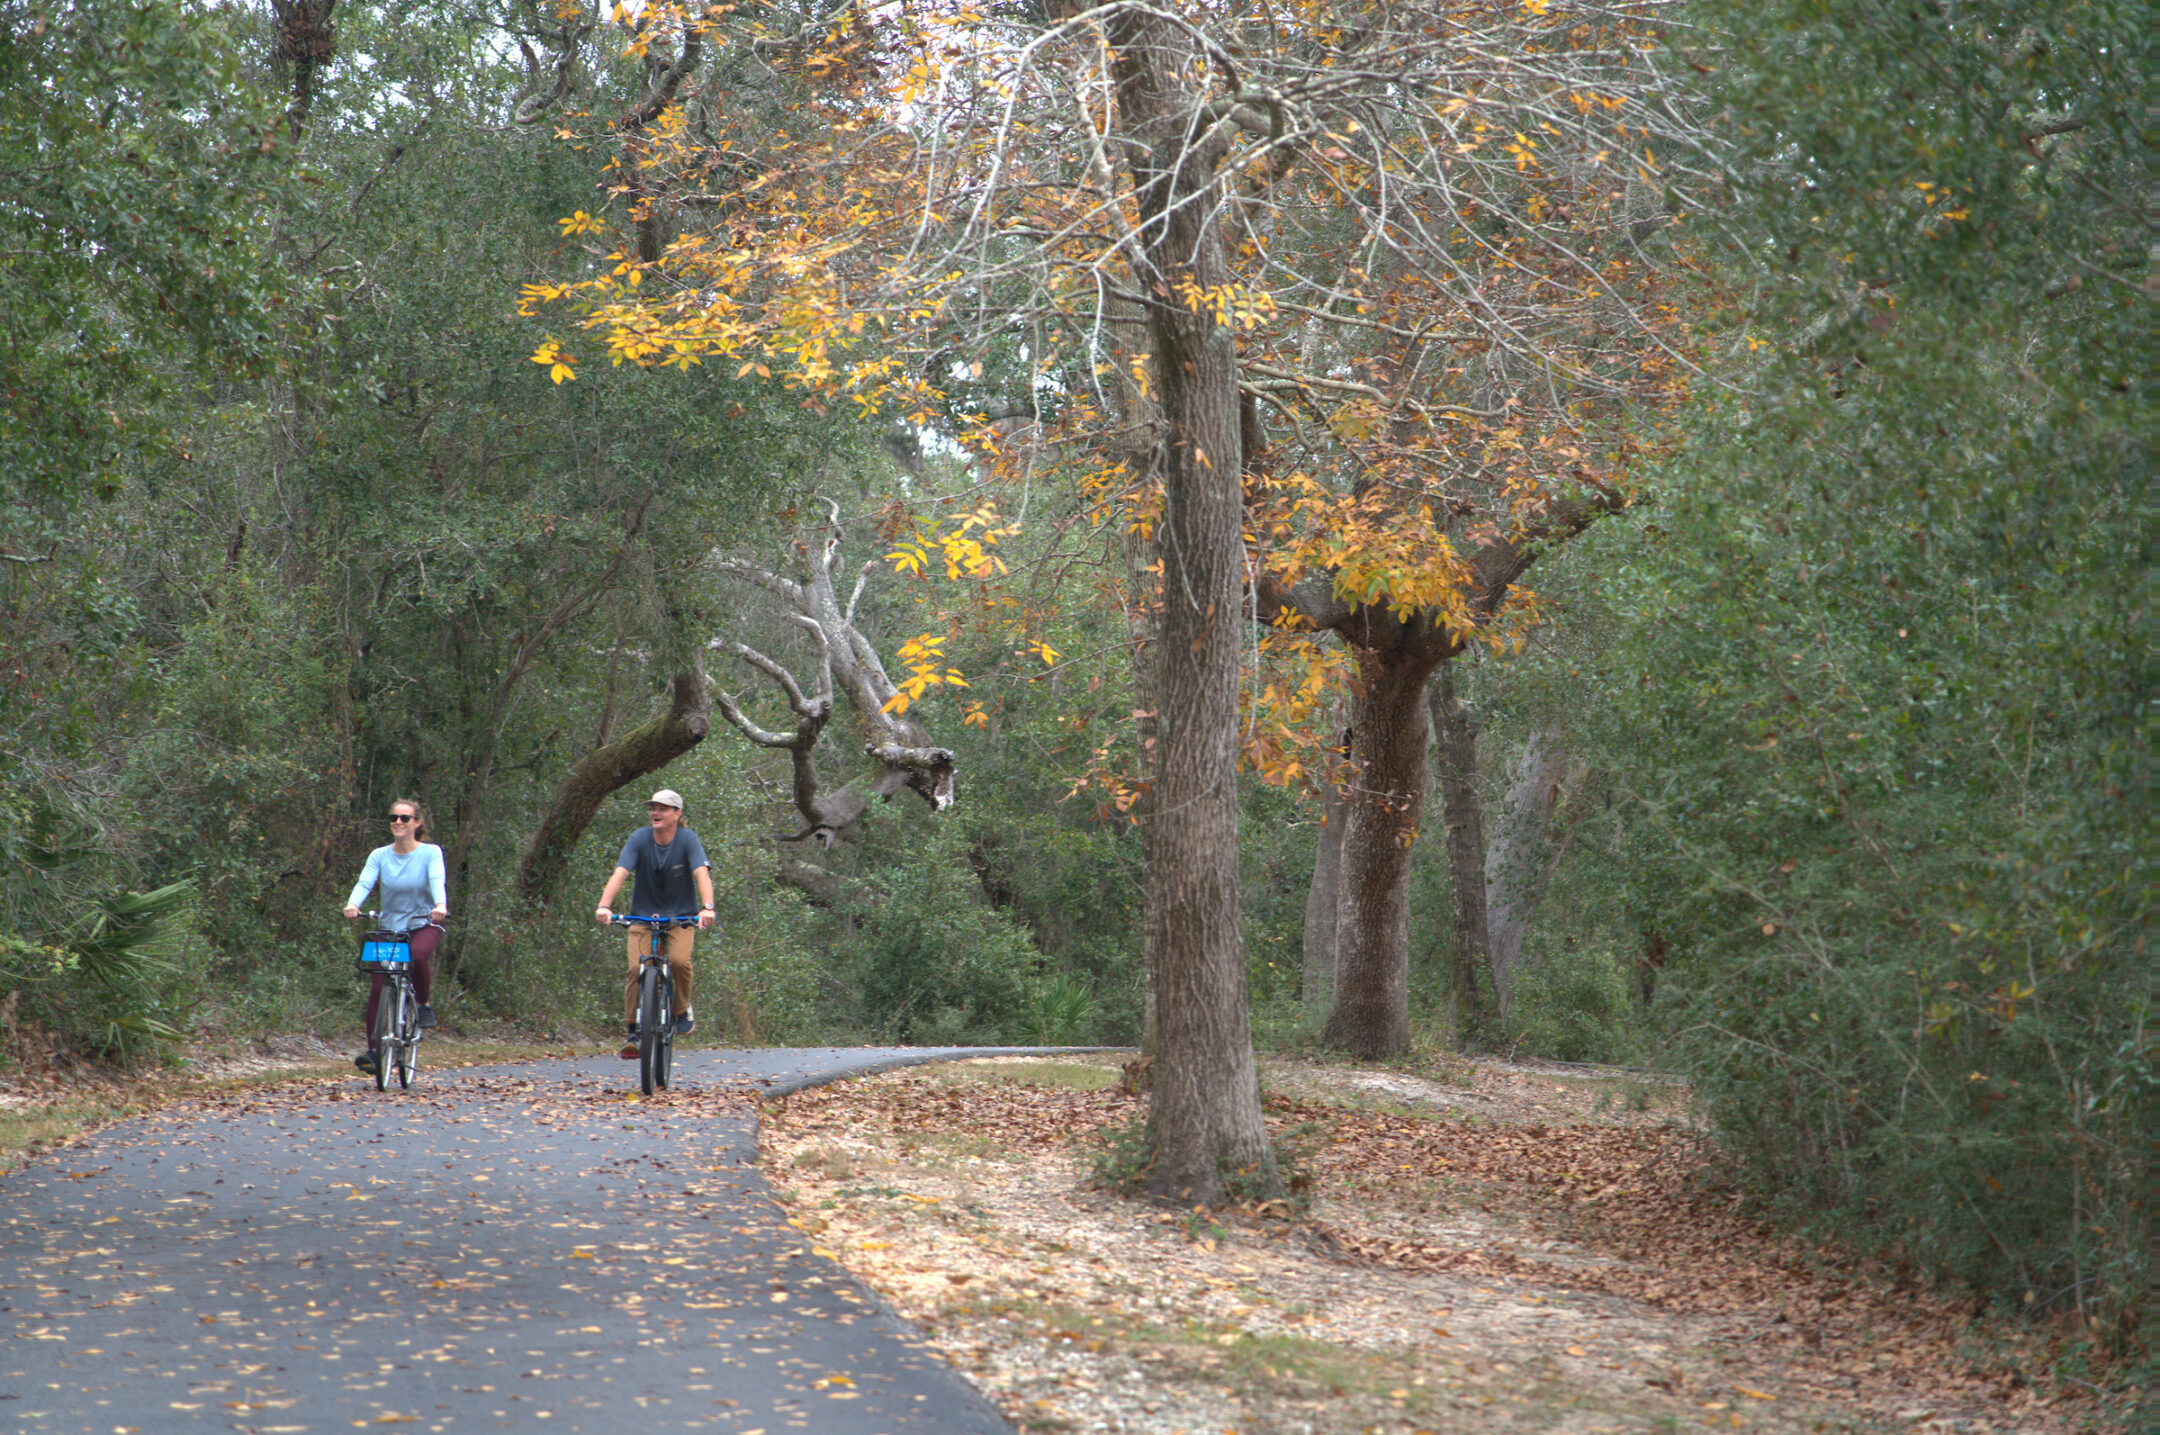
[356, 912, 426, 1092]
[613, 914, 696, 1096]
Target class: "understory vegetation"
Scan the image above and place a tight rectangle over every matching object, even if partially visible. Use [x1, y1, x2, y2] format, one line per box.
[0, 0, 2142, 1367]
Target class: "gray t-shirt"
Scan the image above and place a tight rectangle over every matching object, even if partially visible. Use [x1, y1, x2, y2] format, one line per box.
[616, 826, 710, 919]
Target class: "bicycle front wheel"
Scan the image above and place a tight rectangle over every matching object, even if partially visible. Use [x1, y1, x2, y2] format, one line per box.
[395, 984, 417, 1090]
[371, 990, 393, 1093]
[638, 965, 662, 1097]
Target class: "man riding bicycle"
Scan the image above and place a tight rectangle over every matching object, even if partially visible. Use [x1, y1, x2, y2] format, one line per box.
[594, 788, 715, 1059]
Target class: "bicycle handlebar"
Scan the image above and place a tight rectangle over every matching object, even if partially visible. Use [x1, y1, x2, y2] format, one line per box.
[608, 914, 699, 927]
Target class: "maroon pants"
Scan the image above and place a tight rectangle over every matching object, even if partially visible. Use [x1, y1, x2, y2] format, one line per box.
[363, 924, 440, 1044]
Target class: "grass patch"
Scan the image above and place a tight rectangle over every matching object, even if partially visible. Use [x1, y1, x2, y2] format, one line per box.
[903, 1129, 1021, 1165]
[0, 1095, 156, 1176]
[943, 1059, 1122, 1092]
[964, 1294, 1488, 1430]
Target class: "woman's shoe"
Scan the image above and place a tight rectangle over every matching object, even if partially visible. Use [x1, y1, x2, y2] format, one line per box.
[354, 1050, 379, 1074]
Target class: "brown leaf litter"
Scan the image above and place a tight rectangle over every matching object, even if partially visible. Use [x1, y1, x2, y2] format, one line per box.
[757, 1054, 2117, 1435]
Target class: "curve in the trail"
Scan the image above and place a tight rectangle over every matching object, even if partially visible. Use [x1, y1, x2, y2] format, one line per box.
[0, 1046, 1104, 1435]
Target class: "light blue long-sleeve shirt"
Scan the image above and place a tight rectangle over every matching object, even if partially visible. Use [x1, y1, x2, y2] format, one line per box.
[346, 844, 447, 933]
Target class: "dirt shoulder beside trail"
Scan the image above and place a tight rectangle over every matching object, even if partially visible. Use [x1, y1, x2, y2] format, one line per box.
[757, 1054, 2115, 1435]
[0, 1033, 595, 1175]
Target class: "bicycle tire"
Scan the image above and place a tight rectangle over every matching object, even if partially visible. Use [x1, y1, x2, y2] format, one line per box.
[371, 992, 393, 1093]
[396, 984, 416, 1090]
[638, 964, 662, 1097]
[654, 960, 674, 1090]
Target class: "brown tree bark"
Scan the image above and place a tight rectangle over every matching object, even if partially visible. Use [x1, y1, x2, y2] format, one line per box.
[1109, 7, 1277, 1204]
[514, 665, 711, 905]
[1321, 619, 1455, 1056]
[1123, 527, 1165, 1058]
[1430, 664, 1493, 1046]
[1484, 728, 1572, 1016]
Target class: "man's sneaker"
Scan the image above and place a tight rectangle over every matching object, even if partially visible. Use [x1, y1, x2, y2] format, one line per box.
[674, 1009, 695, 1036]
[416, 1004, 437, 1029]
[619, 1044, 639, 1060]
[354, 1050, 378, 1074]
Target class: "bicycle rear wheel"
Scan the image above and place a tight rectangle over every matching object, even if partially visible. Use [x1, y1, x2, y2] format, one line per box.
[638, 965, 662, 1097]
[371, 992, 393, 1093]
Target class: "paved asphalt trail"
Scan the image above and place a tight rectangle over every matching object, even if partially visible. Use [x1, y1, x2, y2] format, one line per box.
[0, 1047, 1066, 1435]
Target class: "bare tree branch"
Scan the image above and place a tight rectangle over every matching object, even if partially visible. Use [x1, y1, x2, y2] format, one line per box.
[709, 515, 958, 845]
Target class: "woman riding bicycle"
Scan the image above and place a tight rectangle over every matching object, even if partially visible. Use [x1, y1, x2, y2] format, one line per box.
[342, 797, 448, 1075]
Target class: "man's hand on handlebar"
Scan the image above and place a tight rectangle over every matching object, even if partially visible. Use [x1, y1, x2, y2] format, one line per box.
[594, 905, 613, 928]
[698, 908, 715, 931]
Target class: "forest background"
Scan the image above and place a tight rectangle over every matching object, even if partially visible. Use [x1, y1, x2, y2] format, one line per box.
[0, 0, 2144, 1365]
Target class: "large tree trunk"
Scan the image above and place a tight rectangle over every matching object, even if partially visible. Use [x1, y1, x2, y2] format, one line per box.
[1300, 724, 1350, 1016]
[1484, 729, 1569, 1013]
[514, 665, 711, 905]
[1258, 495, 1624, 1061]
[271, 0, 338, 139]
[1322, 645, 1446, 1058]
[1430, 664, 1493, 1046]
[1110, 9, 1276, 1204]
[1125, 531, 1164, 1059]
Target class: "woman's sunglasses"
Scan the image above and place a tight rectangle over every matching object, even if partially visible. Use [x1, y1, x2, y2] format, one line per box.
[388, 814, 417, 823]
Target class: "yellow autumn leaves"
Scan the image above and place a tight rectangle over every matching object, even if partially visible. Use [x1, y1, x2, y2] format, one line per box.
[880, 506, 1059, 715]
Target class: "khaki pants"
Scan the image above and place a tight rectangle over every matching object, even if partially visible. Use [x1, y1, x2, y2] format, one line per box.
[624, 923, 695, 1025]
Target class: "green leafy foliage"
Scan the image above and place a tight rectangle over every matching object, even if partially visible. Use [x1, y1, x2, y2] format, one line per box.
[1505, 942, 1637, 1066]
[837, 821, 1046, 1045]
[0, 0, 286, 1062]
[1534, 0, 2149, 1344]
[0, 0, 285, 518]
[1, 866, 203, 1065]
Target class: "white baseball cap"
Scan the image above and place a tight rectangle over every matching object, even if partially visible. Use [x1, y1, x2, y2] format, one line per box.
[647, 789, 685, 810]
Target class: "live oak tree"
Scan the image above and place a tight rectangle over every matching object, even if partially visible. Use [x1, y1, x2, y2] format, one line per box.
[0, 0, 285, 526]
[531, 0, 1701, 1178]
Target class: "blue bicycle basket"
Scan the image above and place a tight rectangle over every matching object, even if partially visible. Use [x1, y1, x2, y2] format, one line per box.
[359, 932, 411, 971]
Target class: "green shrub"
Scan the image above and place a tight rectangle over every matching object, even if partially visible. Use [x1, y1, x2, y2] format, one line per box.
[1526, 0, 2152, 1350]
[1505, 944, 1638, 1065]
[1021, 973, 1098, 1046]
[839, 823, 1045, 1045]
